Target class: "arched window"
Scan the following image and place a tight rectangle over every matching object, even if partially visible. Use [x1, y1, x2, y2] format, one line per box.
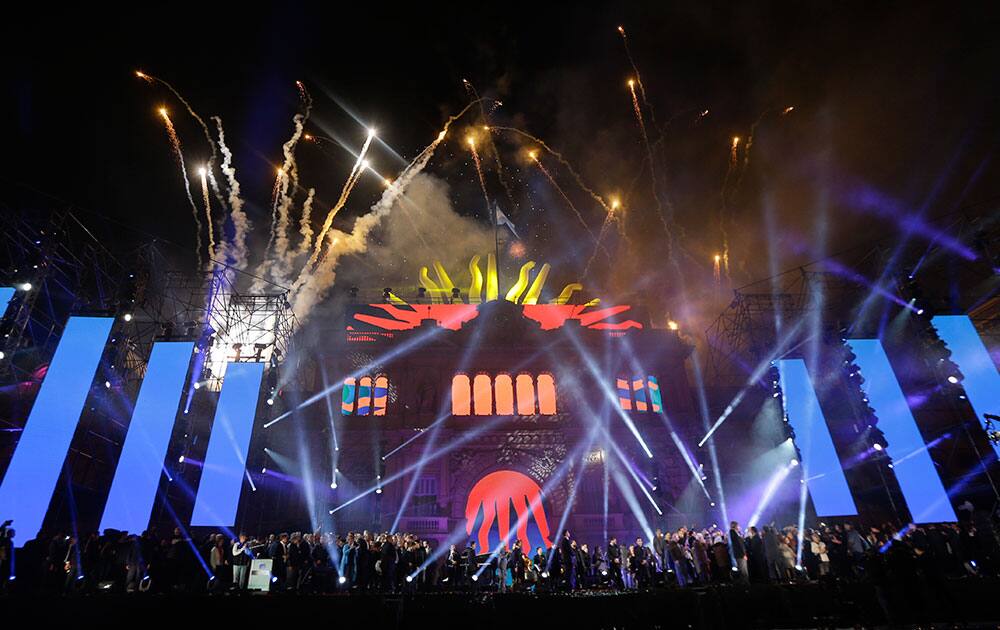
[473, 374, 493, 415]
[342, 377, 357, 415]
[537, 374, 557, 415]
[373, 375, 389, 416]
[516, 374, 536, 415]
[452, 374, 471, 416]
[632, 377, 648, 412]
[648, 376, 662, 412]
[357, 376, 373, 415]
[616, 377, 632, 411]
[494, 374, 514, 415]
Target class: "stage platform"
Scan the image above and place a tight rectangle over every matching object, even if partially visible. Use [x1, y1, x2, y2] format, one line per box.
[5, 578, 999, 628]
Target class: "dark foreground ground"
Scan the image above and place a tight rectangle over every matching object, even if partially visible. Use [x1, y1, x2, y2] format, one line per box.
[4, 579, 999, 629]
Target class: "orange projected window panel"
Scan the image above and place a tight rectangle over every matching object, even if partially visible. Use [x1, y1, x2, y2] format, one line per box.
[495, 374, 514, 415]
[473, 374, 493, 416]
[516, 374, 536, 415]
[373, 375, 388, 416]
[537, 374, 557, 415]
[452, 374, 471, 416]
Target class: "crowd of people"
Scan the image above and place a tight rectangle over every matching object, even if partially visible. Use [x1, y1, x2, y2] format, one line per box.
[1, 516, 997, 595]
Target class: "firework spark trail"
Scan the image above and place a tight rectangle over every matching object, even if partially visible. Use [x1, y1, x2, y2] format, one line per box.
[212, 116, 250, 268]
[718, 135, 741, 281]
[263, 168, 284, 263]
[627, 80, 674, 244]
[463, 79, 518, 213]
[266, 112, 309, 285]
[467, 137, 491, 212]
[306, 130, 376, 268]
[491, 127, 612, 213]
[530, 152, 610, 260]
[297, 187, 317, 255]
[292, 102, 480, 315]
[199, 167, 215, 261]
[618, 27, 653, 120]
[713, 254, 722, 287]
[159, 108, 203, 269]
[583, 199, 622, 276]
[733, 107, 793, 200]
[137, 71, 228, 209]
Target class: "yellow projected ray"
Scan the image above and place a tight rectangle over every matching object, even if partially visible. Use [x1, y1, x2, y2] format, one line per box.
[486, 254, 499, 302]
[467, 255, 484, 303]
[505, 261, 536, 303]
[522, 263, 551, 305]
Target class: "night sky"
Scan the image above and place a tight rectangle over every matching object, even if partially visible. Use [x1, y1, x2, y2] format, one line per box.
[3, 2, 999, 326]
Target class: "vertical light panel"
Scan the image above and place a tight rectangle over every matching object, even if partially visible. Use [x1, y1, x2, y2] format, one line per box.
[847, 339, 957, 523]
[777, 359, 858, 516]
[99, 341, 193, 533]
[0, 316, 113, 544]
[190, 362, 265, 526]
[932, 315, 1000, 455]
[0, 287, 15, 315]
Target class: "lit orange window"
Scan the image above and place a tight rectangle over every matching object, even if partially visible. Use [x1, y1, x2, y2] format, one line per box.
[537, 374, 557, 415]
[373, 375, 389, 416]
[495, 374, 514, 415]
[473, 374, 493, 415]
[452, 374, 471, 416]
[516, 374, 536, 415]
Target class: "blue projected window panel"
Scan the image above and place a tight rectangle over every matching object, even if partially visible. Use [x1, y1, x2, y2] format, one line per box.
[99, 342, 193, 534]
[0, 287, 14, 315]
[190, 362, 265, 526]
[0, 316, 113, 544]
[847, 339, 957, 523]
[932, 316, 1000, 456]
[777, 359, 858, 516]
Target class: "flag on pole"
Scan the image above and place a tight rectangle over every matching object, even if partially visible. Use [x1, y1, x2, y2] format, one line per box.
[494, 204, 519, 239]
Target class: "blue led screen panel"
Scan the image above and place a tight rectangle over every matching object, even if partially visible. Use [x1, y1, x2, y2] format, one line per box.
[932, 315, 1000, 456]
[777, 359, 858, 516]
[0, 287, 14, 315]
[847, 339, 957, 523]
[99, 342, 193, 533]
[190, 362, 265, 526]
[0, 316, 114, 544]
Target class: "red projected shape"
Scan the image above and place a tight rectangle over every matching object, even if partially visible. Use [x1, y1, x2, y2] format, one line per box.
[464, 470, 553, 554]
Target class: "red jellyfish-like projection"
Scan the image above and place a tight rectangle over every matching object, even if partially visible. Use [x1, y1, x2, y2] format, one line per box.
[464, 470, 554, 554]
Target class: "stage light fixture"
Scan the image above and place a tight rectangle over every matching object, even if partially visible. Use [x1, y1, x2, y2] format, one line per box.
[405, 576, 413, 583]
[873, 443, 883, 452]
[330, 482, 337, 489]
[790, 458, 799, 467]
[122, 313, 133, 322]
[339, 576, 347, 584]
[947, 375, 959, 384]
[19, 282, 31, 291]
[178, 455, 185, 463]
[471, 575, 478, 582]
[261, 467, 267, 474]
